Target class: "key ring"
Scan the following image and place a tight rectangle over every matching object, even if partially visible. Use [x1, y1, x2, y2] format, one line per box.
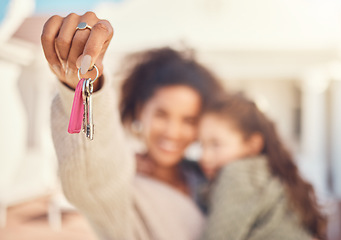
[77, 64, 99, 83]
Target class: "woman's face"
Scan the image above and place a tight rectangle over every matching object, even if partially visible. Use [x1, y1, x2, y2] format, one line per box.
[139, 85, 202, 168]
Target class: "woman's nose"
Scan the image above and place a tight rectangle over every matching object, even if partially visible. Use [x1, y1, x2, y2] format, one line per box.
[163, 120, 183, 139]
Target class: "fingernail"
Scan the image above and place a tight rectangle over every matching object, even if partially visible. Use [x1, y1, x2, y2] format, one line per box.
[52, 65, 61, 76]
[80, 55, 91, 75]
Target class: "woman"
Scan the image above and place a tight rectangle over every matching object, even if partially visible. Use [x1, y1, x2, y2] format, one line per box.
[42, 12, 223, 240]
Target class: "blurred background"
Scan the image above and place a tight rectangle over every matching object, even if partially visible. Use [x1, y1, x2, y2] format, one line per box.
[1, 0, 341, 239]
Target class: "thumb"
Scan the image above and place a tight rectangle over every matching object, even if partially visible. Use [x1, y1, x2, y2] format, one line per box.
[78, 54, 92, 75]
[78, 20, 113, 75]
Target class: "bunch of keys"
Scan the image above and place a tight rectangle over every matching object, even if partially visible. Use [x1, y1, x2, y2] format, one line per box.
[68, 65, 99, 140]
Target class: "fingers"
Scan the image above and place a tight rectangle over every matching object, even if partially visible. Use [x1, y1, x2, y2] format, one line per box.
[41, 11, 113, 90]
[55, 13, 79, 68]
[41, 15, 63, 73]
[66, 12, 99, 75]
[80, 20, 114, 74]
[136, 155, 155, 175]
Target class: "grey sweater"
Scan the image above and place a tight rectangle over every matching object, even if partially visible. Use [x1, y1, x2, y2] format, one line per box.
[201, 155, 313, 240]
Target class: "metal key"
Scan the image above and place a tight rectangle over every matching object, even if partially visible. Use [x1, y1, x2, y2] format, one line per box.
[84, 78, 94, 140]
[82, 79, 87, 134]
[77, 65, 98, 140]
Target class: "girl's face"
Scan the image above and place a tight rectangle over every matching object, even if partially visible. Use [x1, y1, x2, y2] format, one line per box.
[139, 85, 202, 168]
[198, 113, 255, 180]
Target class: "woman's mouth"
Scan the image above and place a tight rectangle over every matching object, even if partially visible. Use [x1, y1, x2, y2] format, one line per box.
[158, 139, 182, 153]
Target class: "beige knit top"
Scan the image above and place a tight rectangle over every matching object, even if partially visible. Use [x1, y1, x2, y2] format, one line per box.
[201, 155, 313, 240]
[51, 76, 205, 240]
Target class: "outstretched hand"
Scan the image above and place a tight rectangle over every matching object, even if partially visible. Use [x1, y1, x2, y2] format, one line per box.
[41, 12, 114, 91]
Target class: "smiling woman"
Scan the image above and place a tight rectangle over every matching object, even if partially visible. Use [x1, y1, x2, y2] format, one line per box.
[42, 11, 225, 240]
[119, 48, 223, 188]
[137, 85, 201, 168]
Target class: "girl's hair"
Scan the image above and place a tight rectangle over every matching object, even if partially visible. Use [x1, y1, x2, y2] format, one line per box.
[119, 47, 223, 126]
[204, 93, 327, 240]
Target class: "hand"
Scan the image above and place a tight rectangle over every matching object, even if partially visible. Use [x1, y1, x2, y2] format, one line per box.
[136, 154, 156, 176]
[41, 12, 114, 91]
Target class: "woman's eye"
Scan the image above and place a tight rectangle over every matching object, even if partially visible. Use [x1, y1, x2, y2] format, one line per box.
[184, 117, 197, 126]
[154, 110, 166, 118]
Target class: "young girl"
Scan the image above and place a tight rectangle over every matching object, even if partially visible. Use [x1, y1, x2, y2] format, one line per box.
[198, 93, 326, 240]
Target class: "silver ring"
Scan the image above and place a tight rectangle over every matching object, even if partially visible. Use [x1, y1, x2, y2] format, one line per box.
[76, 22, 92, 31]
[78, 64, 99, 83]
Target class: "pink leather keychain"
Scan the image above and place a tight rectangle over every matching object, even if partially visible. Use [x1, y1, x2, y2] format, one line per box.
[68, 78, 85, 134]
[67, 65, 99, 140]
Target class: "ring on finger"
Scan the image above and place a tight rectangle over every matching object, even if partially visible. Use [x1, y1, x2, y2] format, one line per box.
[76, 22, 92, 31]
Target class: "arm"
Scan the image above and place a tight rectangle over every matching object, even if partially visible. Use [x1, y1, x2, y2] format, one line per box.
[51, 75, 135, 239]
[42, 13, 138, 239]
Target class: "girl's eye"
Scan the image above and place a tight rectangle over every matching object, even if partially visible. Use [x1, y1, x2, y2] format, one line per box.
[210, 140, 221, 148]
